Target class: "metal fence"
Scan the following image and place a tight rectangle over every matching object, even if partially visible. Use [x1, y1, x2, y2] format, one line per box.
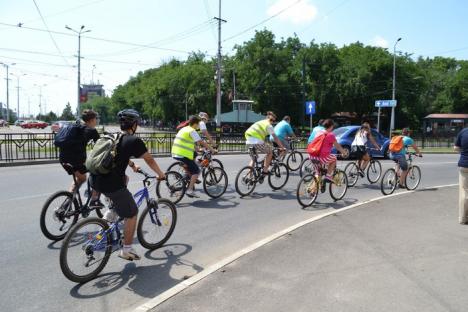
[0, 132, 455, 165]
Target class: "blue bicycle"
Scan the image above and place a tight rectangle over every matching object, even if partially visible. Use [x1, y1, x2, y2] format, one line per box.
[59, 170, 177, 283]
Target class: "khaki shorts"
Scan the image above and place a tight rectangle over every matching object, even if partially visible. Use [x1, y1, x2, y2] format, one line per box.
[247, 143, 272, 154]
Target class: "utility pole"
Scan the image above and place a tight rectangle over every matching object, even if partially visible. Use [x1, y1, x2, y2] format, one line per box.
[66, 25, 91, 117]
[232, 70, 236, 100]
[91, 64, 96, 84]
[390, 37, 402, 134]
[214, 0, 226, 129]
[11, 73, 26, 119]
[1, 62, 15, 122]
[302, 57, 307, 132]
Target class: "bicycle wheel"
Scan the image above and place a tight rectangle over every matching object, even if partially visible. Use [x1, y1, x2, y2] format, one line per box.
[286, 151, 303, 171]
[137, 198, 177, 250]
[329, 169, 348, 201]
[268, 163, 290, 190]
[40, 191, 79, 241]
[202, 158, 224, 178]
[235, 166, 257, 197]
[405, 165, 421, 190]
[380, 168, 397, 195]
[296, 174, 319, 207]
[156, 171, 186, 204]
[344, 162, 359, 187]
[203, 167, 228, 198]
[167, 161, 185, 176]
[299, 158, 313, 177]
[366, 159, 382, 184]
[59, 217, 112, 283]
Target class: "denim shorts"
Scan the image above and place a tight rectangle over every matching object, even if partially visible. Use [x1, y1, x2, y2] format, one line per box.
[390, 153, 408, 171]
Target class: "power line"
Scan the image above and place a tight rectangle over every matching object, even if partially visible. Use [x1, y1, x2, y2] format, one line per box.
[32, 0, 71, 67]
[0, 55, 74, 67]
[223, 0, 303, 42]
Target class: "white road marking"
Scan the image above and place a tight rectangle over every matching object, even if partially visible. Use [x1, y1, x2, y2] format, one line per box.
[132, 183, 459, 312]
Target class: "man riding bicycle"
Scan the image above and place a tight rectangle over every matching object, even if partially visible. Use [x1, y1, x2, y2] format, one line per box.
[308, 119, 347, 183]
[351, 121, 380, 176]
[90, 109, 166, 261]
[171, 115, 216, 198]
[245, 111, 285, 178]
[270, 115, 296, 150]
[198, 112, 214, 145]
[389, 128, 422, 188]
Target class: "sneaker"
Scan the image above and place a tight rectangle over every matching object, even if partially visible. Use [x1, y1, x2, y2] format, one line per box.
[186, 190, 200, 198]
[195, 179, 202, 184]
[258, 171, 269, 184]
[118, 247, 141, 261]
[90, 199, 105, 208]
[103, 209, 119, 223]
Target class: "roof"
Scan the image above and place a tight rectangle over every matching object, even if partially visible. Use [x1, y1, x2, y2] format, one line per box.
[424, 114, 468, 119]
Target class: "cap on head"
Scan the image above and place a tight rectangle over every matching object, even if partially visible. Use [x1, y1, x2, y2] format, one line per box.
[199, 112, 209, 120]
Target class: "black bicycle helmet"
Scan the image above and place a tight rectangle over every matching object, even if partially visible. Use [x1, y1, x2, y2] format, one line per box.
[117, 109, 140, 126]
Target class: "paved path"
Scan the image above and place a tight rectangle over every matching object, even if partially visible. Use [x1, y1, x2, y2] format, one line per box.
[0, 154, 459, 312]
[154, 186, 466, 312]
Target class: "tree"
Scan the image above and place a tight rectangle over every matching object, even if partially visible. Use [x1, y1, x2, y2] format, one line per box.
[61, 103, 75, 120]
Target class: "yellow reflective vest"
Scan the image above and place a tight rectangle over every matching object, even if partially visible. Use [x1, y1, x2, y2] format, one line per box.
[245, 119, 270, 140]
[172, 126, 196, 160]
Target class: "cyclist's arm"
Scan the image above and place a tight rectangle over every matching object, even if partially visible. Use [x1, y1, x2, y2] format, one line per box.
[333, 141, 346, 156]
[199, 140, 216, 153]
[271, 133, 285, 149]
[368, 132, 380, 149]
[454, 145, 461, 153]
[202, 129, 214, 145]
[140, 152, 165, 178]
[411, 144, 421, 155]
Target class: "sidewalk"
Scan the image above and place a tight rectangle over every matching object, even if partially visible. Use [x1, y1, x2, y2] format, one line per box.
[152, 186, 468, 312]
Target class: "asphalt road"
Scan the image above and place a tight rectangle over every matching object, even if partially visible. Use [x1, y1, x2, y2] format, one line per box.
[0, 154, 459, 312]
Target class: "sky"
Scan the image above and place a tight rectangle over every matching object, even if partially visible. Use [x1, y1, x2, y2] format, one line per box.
[0, 0, 467, 118]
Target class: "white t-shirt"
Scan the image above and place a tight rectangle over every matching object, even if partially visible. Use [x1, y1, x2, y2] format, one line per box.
[246, 124, 274, 144]
[352, 129, 369, 146]
[199, 121, 207, 132]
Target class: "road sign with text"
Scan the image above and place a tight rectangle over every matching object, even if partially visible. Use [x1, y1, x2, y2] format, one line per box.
[375, 100, 397, 108]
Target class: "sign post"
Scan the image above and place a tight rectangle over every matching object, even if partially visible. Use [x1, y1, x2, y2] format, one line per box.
[305, 101, 316, 131]
[375, 100, 397, 132]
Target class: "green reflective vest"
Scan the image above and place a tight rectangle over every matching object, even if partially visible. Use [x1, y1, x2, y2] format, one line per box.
[245, 119, 270, 140]
[172, 126, 196, 159]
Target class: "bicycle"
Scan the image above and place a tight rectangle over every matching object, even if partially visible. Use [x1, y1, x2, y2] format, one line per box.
[235, 146, 289, 197]
[344, 148, 382, 187]
[167, 147, 224, 179]
[296, 158, 348, 207]
[283, 139, 304, 172]
[40, 164, 104, 241]
[59, 169, 177, 283]
[157, 150, 228, 203]
[380, 152, 422, 195]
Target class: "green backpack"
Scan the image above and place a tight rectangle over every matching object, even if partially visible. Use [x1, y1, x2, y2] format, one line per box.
[86, 133, 123, 175]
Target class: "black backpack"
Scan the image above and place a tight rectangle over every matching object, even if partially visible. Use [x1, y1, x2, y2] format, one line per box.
[54, 121, 85, 148]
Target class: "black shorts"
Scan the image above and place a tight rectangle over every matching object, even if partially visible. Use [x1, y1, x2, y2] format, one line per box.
[351, 145, 367, 160]
[104, 188, 138, 218]
[61, 162, 87, 175]
[174, 156, 200, 175]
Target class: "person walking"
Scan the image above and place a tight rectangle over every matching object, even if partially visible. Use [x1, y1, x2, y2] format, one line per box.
[455, 127, 468, 224]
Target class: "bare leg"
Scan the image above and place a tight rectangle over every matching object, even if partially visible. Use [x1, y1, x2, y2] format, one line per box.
[70, 171, 86, 193]
[123, 215, 137, 246]
[263, 153, 273, 173]
[189, 174, 199, 191]
[327, 161, 337, 176]
[400, 170, 408, 186]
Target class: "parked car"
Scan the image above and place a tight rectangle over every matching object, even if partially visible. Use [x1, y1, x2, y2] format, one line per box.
[331, 125, 390, 159]
[0, 119, 8, 127]
[51, 120, 73, 133]
[14, 119, 25, 126]
[21, 120, 48, 129]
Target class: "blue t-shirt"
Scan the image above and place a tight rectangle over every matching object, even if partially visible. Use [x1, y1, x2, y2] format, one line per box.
[308, 126, 325, 143]
[456, 128, 468, 168]
[393, 136, 414, 156]
[271, 120, 293, 141]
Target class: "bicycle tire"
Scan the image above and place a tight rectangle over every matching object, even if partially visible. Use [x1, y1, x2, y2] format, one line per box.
[299, 158, 313, 178]
[156, 171, 186, 204]
[203, 167, 228, 198]
[380, 168, 397, 195]
[40, 191, 79, 241]
[405, 165, 421, 190]
[59, 217, 112, 283]
[286, 151, 303, 171]
[296, 174, 319, 207]
[235, 166, 257, 197]
[366, 159, 382, 184]
[329, 169, 348, 201]
[137, 198, 177, 250]
[344, 162, 359, 187]
[268, 163, 289, 190]
[167, 161, 186, 175]
[202, 158, 224, 177]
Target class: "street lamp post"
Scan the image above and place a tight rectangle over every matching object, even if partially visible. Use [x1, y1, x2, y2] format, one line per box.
[34, 83, 47, 116]
[1, 62, 15, 122]
[11, 73, 26, 119]
[66, 25, 91, 117]
[390, 37, 402, 133]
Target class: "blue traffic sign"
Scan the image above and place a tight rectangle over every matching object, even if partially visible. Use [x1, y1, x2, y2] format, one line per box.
[305, 101, 316, 115]
[375, 100, 397, 108]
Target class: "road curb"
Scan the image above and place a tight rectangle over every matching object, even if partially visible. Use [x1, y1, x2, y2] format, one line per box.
[132, 183, 459, 312]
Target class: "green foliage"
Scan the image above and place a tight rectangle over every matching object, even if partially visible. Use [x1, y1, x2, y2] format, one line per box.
[81, 97, 114, 124]
[61, 103, 75, 120]
[101, 29, 467, 130]
[36, 111, 58, 123]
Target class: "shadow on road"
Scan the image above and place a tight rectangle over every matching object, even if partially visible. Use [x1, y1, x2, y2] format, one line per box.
[69, 243, 203, 300]
[303, 198, 359, 211]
